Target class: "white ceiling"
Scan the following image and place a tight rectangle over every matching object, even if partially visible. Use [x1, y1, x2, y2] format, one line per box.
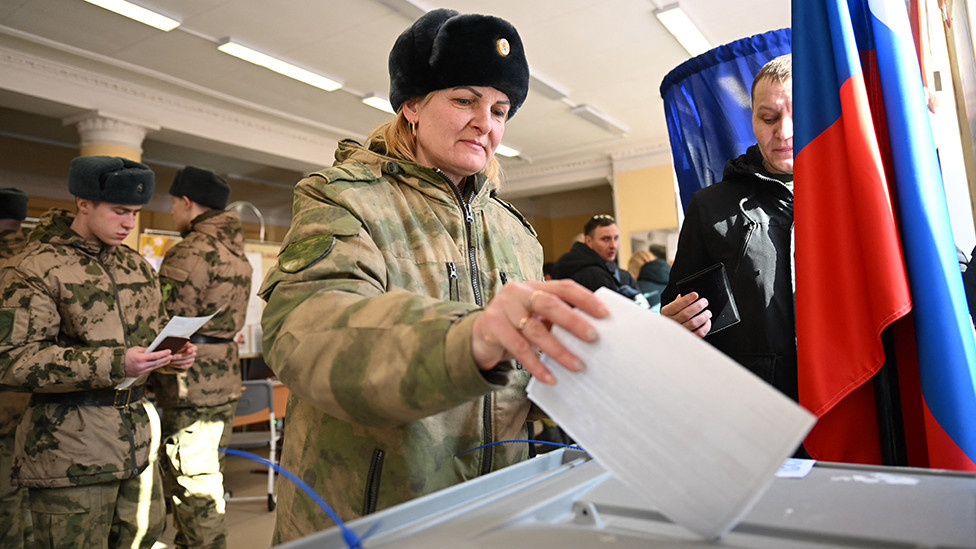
[0, 0, 790, 224]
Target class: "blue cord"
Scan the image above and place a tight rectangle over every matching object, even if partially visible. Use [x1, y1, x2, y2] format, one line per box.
[220, 440, 583, 547]
[218, 447, 365, 549]
[454, 439, 584, 456]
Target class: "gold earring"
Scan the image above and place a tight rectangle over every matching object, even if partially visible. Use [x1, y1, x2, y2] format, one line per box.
[409, 121, 416, 136]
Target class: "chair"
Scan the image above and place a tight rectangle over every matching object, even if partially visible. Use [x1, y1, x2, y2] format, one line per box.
[225, 379, 278, 511]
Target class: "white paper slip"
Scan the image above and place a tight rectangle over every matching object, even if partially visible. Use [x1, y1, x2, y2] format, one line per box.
[776, 458, 816, 479]
[115, 312, 217, 389]
[527, 288, 816, 539]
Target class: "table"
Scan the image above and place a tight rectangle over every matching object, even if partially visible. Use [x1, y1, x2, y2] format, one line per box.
[233, 380, 288, 427]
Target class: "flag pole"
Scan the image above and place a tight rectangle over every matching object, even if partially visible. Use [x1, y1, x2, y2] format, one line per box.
[874, 329, 908, 466]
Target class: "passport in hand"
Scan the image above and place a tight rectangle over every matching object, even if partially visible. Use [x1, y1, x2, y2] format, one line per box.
[675, 262, 740, 334]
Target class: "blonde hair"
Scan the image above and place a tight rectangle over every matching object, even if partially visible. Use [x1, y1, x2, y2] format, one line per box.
[627, 250, 655, 279]
[367, 91, 501, 182]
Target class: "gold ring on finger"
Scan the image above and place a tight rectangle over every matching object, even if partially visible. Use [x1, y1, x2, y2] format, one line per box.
[527, 289, 543, 311]
[517, 316, 530, 331]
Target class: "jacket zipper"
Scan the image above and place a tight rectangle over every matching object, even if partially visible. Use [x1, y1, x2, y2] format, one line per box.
[363, 448, 385, 515]
[93, 249, 139, 479]
[435, 170, 494, 475]
[447, 262, 459, 301]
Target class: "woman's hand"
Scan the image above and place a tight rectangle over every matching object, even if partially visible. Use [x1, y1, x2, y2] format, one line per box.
[660, 292, 711, 337]
[470, 279, 609, 384]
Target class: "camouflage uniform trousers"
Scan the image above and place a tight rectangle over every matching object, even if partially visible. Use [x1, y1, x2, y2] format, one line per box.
[1, 431, 34, 548]
[28, 399, 165, 548]
[159, 401, 236, 549]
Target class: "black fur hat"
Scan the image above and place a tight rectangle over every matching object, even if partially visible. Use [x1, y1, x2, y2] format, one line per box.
[389, 9, 529, 118]
[68, 156, 155, 205]
[0, 188, 28, 220]
[169, 166, 230, 210]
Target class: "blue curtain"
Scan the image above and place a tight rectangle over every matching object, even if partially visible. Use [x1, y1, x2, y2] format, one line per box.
[660, 29, 792, 212]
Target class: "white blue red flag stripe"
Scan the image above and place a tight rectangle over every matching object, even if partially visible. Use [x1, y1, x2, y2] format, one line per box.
[793, 0, 976, 470]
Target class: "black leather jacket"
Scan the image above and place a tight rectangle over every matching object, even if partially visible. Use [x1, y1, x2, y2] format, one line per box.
[662, 145, 797, 400]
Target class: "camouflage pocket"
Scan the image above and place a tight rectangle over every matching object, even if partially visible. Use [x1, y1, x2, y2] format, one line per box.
[0, 308, 26, 345]
[28, 484, 92, 514]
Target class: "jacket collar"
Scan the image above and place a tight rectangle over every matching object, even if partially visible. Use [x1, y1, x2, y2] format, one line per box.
[336, 139, 497, 207]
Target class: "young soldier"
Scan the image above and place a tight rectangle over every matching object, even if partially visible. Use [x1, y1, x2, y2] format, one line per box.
[0, 187, 33, 549]
[0, 156, 197, 548]
[151, 166, 251, 549]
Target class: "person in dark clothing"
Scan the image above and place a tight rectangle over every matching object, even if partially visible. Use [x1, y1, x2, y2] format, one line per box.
[963, 247, 976, 323]
[555, 214, 642, 300]
[543, 262, 556, 281]
[661, 54, 798, 403]
[637, 244, 671, 310]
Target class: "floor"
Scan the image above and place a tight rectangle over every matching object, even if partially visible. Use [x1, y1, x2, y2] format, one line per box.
[152, 446, 277, 549]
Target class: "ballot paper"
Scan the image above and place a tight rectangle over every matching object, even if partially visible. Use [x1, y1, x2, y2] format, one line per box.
[527, 288, 816, 539]
[115, 312, 217, 389]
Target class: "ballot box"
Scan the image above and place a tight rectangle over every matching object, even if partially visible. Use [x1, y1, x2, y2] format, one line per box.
[276, 449, 976, 548]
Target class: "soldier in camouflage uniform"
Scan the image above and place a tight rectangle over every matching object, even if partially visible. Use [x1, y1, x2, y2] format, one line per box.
[0, 157, 197, 549]
[260, 10, 608, 543]
[150, 166, 251, 549]
[0, 187, 34, 549]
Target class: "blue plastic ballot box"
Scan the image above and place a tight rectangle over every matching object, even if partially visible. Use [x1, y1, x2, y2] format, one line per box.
[276, 449, 976, 548]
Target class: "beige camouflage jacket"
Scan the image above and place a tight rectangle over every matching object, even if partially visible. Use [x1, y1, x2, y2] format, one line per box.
[150, 209, 251, 408]
[0, 227, 30, 436]
[0, 209, 165, 488]
[260, 139, 543, 541]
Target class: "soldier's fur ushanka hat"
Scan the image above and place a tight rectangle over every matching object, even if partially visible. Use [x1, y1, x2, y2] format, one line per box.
[0, 188, 28, 220]
[169, 165, 230, 210]
[68, 156, 155, 205]
[388, 8, 529, 118]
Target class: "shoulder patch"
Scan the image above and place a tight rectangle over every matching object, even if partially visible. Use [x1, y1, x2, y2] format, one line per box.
[278, 234, 335, 273]
[312, 162, 380, 186]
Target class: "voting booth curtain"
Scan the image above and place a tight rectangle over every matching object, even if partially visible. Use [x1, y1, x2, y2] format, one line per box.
[660, 28, 792, 212]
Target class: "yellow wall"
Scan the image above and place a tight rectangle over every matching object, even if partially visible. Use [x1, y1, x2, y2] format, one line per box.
[613, 164, 679, 266]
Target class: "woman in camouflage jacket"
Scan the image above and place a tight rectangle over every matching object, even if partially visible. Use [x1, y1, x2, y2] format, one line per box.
[260, 9, 607, 543]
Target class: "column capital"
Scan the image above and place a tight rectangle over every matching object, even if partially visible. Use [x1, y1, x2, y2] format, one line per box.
[64, 112, 159, 158]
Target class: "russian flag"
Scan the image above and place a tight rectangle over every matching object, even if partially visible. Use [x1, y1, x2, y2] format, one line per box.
[793, 0, 976, 470]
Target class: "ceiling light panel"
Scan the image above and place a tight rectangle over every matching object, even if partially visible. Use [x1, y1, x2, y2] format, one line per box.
[571, 104, 628, 136]
[362, 93, 395, 114]
[83, 0, 181, 31]
[217, 39, 342, 92]
[654, 4, 711, 57]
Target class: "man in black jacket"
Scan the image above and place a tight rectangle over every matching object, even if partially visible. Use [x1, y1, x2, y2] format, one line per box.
[555, 214, 641, 299]
[661, 54, 798, 403]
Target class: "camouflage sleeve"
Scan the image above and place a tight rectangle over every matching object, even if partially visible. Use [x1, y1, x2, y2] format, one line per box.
[0, 267, 125, 391]
[158, 233, 249, 337]
[261, 186, 501, 428]
[158, 240, 205, 318]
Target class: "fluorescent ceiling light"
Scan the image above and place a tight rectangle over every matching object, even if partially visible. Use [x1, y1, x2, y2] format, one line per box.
[654, 4, 711, 57]
[571, 104, 628, 136]
[217, 39, 342, 92]
[495, 144, 520, 158]
[530, 72, 569, 100]
[83, 0, 180, 31]
[362, 93, 395, 114]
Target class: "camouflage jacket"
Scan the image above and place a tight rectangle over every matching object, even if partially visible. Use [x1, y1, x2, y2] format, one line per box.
[260, 139, 543, 541]
[0, 209, 166, 488]
[0, 227, 30, 436]
[150, 209, 251, 408]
